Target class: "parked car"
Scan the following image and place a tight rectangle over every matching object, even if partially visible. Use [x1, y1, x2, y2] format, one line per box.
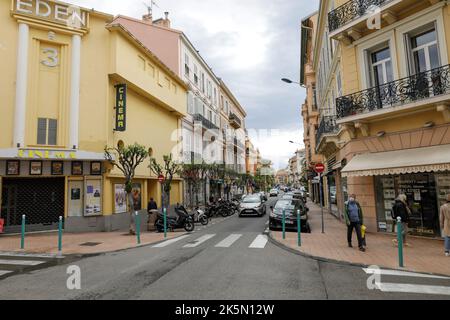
[259, 191, 268, 201]
[269, 199, 310, 233]
[269, 189, 279, 197]
[293, 191, 307, 204]
[239, 194, 267, 217]
[281, 192, 294, 200]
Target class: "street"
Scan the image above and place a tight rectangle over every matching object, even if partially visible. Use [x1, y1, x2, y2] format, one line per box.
[0, 196, 449, 300]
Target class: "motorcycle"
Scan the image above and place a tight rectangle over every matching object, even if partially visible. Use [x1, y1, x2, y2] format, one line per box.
[190, 207, 209, 225]
[155, 204, 195, 232]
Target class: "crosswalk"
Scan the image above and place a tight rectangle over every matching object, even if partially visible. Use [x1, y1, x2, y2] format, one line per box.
[152, 233, 269, 250]
[0, 252, 62, 280]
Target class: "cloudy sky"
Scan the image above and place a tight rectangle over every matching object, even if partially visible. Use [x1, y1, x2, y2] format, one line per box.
[71, 0, 320, 170]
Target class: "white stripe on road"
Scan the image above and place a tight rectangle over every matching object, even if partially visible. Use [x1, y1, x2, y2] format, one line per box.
[0, 252, 64, 259]
[376, 282, 450, 296]
[152, 235, 191, 248]
[363, 268, 450, 280]
[215, 234, 242, 248]
[0, 270, 13, 276]
[0, 259, 45, 266]
[183, 234, 216, 248]
[249, 235, 268, 249]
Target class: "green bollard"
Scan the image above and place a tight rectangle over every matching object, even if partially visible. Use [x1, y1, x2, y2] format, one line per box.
[297, 210, 301, 247]
[58, 216, 63, 255]
[135, 212, 141, 245]
[21, 215, 26, 250]
[163, 207, 167, 239]
[397, 217, 404, 267]
[282, 209, 286, 240]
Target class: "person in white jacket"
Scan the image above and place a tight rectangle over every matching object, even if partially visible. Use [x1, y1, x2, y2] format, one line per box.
[440, 194, 450, 257]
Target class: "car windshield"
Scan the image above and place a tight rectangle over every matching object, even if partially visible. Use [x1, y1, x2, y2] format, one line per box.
[275, 200, 299, 210]
[242, 195, 261, 203]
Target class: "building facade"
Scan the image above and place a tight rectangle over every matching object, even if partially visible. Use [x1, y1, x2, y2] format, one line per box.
[0, 0, 187, 233]
[303, 0, 450, 237]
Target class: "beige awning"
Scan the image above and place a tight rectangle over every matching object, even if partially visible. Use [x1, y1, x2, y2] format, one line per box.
[341, 144, 450, 177]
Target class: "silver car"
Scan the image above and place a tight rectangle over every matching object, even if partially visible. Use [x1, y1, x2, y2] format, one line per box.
[239, 194, 267, 217]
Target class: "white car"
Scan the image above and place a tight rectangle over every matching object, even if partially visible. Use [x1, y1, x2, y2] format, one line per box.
[269, 189, 279, 197]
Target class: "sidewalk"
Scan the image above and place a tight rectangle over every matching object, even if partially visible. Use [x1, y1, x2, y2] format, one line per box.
[0, 230, 184, 256]
[270, 201, 450, 276]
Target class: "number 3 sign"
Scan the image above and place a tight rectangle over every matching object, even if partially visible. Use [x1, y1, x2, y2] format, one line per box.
[41, 47, 59, 67]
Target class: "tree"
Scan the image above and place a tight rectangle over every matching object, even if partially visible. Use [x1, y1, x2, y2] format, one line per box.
[181, 163, 204, 208]
[149, 154, 182, 210]
[105, 143, 148, 235]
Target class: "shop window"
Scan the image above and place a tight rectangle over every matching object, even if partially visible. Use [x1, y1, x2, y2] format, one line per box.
[37, 118, 57, 146]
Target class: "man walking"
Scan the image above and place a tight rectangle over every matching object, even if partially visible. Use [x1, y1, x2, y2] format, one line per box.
[440, 194, 450, 257]
[344, 194, 365, 252]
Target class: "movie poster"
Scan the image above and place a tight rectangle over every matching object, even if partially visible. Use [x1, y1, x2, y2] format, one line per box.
[114, 184, 127, 214]
[85, 179, 102, 216]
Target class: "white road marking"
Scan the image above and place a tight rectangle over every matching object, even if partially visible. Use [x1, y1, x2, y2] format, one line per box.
[249, 235, 268, 249]
[363, 268, 450, 280]
[183, 234, 216, 248]
[215, 234, 242, 248]
[0, 259, 45, 266]
[0, 252, 64, 259]
[0, 270, 13, 277]
[152, 235, 191, 248]
[376, 282, 450, 296]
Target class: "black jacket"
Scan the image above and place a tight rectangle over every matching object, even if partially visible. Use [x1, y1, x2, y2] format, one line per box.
[147, 201, 158, 212]
[392, 200, 409, 223]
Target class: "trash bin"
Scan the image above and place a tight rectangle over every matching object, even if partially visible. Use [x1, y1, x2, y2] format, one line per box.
[147, 210, 158, 231]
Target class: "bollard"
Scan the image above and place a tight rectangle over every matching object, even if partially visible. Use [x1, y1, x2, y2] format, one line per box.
[58, 216, 63, 255]
[21, 215, 26, 250]
[397, 217, 404, 267]
[135, 211, 141, 245]
[297, 210, 301, 247]
[282, 209, 286, 240]
[163, 207, 167, 238]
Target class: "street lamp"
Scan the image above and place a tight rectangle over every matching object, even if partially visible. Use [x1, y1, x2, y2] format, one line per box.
[282, 78, 306, 88]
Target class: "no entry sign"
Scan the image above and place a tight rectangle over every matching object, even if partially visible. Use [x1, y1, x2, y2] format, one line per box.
[315, 163, 325, 174]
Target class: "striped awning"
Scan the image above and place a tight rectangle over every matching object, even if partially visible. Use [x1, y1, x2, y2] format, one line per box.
[341, 144, 450, 177]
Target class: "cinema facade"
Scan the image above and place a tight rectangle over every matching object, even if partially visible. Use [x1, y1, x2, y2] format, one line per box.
[0, 0, 188, 233]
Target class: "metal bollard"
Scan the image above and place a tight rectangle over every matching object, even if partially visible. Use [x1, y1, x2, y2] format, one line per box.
[282, 209, 286, 240]
[297, 209, 301, 247]
[397, 217, 404, 267]
[21, 215, 26, 250]
[135, 211, 141, 245]
[58, 216, 63, 255]
[163, 207, 167, 238]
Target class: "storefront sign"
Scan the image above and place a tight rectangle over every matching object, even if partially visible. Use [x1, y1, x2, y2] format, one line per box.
[18, 149, 76, 160]
[85, 179, 102, 216]
[12, 0, 89, 30]
[114, 184, 127, 214]
[115, 84, 127, 132]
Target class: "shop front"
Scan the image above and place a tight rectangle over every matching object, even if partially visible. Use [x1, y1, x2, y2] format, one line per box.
[342, 144, 450, 238]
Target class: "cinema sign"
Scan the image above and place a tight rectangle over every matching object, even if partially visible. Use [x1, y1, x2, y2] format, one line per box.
[12, 0, 89, 30]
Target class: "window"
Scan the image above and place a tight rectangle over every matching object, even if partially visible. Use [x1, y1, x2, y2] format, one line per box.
[369, 45, 393, 86]
[194, 65, 198, 85]
[187, 92, 194, 114]
[208, 110, 212, 122]
[409, 27, 440, 74]
[225, 101, 229, 115]
[37, 118, 57, 145]
[213, 88, 217, 106]
[184, 53, 190, 77]
[201, 73, 205, 93]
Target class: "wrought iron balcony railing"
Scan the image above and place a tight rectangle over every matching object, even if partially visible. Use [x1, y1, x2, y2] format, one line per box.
[193, 113, 219, 130]
[229, 112, 242, 128]
[337, 64, 450, 119]
[316, 116, 339, 147]
[328, 0, 394, 32]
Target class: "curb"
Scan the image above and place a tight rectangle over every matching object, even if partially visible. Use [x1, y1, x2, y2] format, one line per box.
[267, 231, 450, 279]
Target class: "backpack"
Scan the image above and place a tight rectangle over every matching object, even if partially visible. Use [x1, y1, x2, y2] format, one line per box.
[391, 202, 397, 220]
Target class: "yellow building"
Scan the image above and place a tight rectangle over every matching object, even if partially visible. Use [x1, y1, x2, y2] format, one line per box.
[304, 0, 450, 237]
[0, 0, 188, 233]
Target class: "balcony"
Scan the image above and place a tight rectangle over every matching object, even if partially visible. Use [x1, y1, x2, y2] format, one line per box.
[316, 116, 340, 156]
[328, 0, 430, 42]
[229, 112, 242, 129]
[336, 64, 450, 121]
[193, 114, 219, 130]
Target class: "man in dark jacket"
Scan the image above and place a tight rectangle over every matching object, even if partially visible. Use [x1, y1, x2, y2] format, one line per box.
[392, 194, 411, 246]
[147, 198, 158, 213]
[344, 194, 365, 252]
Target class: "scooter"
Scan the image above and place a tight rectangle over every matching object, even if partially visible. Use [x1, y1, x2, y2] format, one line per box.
[190, 207, 209, 225]
[155, 204, 195, 232]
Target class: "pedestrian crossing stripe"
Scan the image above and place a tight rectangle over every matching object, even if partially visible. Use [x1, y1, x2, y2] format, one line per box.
[152, 234, 269, 249]
[215, 234, 242, 248]
[0, 270, 13, 277]
[0, 259, 45, 266]
[152, 235, 191, 248]
[183, 234, 216, 248]
[249, 235, 268, 249]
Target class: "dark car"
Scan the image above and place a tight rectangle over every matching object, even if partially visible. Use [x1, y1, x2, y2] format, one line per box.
[293, 191, 307, 203]
[269, 199, 311, 233]
[239, 194, 267, 217]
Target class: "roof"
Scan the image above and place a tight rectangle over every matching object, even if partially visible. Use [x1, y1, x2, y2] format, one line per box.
[219, 80, 247, 117]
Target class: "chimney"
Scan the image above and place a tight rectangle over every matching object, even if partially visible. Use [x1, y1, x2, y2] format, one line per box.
[153, 12, 171, 28]
[142, 13, 152, 24]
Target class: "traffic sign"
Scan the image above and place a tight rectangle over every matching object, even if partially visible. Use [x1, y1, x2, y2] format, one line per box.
[314, 163, 325, 173]
[158, 175, 165, 183]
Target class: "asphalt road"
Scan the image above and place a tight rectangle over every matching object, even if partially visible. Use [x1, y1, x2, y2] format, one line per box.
[0, 195, 449, 300]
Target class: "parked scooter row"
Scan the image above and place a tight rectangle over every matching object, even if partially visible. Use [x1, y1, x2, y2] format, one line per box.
[205, 199, 240, 218]
[154, 204, 210, 233]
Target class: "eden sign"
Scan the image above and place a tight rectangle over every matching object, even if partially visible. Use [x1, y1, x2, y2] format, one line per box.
[12, 0, 89, 30]
[18, 149, 77, 159]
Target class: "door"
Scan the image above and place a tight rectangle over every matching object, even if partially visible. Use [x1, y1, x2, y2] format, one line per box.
[1, 185, 18, 227]
[68, 180, 84, 217]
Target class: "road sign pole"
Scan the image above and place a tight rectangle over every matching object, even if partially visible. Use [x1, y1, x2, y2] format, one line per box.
[21, 215, 26, 250]
[319, 173, 324, 234]
[282, 209, 286, 240]
[397, 217, 404, 267]
[58, 216, 63, 255]
[297, 209, 301, 247]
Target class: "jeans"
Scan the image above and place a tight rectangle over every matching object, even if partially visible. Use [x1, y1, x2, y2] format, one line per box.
[347, 222, 364, 248]
[445, 236, 450, 252]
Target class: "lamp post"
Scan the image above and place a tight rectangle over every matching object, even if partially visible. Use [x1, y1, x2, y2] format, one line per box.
[282, 78, 306, 88]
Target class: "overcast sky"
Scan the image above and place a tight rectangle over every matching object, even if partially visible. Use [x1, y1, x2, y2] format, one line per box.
[71, 0, 320, 170]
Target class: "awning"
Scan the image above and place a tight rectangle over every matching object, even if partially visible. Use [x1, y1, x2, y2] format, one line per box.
[341, 144, 450, 177]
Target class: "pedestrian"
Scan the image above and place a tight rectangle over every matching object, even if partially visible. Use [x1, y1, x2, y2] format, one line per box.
[392, 194, 411, 247]
[440, 194, 450, 257]
[147, 198, 158, 213]
[344, 194, 366, 252]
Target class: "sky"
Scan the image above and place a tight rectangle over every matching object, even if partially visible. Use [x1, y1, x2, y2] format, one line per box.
[70, 0, 320, 170]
